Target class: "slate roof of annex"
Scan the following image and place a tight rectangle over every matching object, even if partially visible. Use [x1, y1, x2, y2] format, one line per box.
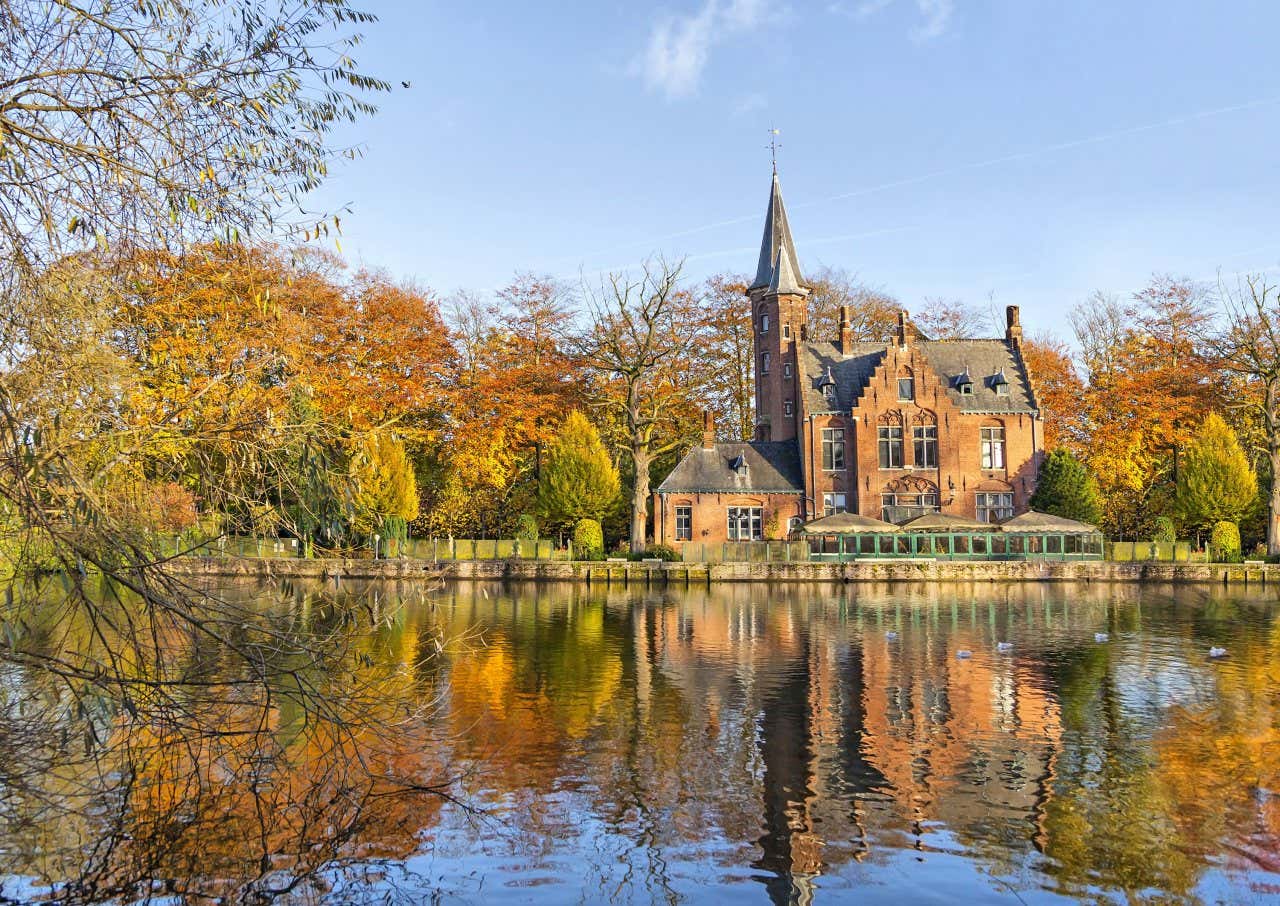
[657, 441, 804, 494]
[800, 338, 1038, 415]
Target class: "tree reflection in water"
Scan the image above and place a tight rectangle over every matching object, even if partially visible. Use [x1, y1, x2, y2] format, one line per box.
[2, 579, 1278, 904]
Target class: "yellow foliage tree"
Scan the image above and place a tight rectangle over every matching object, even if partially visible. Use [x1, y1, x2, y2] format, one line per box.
[349, 433, 419, 542]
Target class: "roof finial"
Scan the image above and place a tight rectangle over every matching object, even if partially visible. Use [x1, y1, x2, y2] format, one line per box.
[768, 127, 780, 175]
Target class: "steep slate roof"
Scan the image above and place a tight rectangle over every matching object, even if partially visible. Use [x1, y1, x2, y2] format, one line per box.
[799, 338, 1037, 415]
[750, 174, 806, 292]
[658, 441, 804, 494]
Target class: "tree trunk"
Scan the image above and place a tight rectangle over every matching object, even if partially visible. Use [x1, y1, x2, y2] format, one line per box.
[630, 442, 651, 555]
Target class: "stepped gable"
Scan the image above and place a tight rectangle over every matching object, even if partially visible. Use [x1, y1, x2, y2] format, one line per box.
[658, 441, 804, 494]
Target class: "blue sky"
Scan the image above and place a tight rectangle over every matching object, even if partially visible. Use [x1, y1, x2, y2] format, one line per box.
[309, 1, 1280, 339]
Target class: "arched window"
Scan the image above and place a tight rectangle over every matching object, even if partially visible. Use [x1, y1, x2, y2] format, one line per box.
[881, 476, 940, 522]
[912, 410, 938, 468]
[877, 411, 903, 469]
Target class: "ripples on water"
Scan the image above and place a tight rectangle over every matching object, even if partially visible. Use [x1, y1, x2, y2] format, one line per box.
[6, 580, 1280, 904]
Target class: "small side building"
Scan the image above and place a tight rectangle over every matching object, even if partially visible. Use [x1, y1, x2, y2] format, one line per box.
[654, 413, 804, 545]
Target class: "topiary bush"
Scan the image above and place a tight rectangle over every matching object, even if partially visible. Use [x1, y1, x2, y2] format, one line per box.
[572, 518, 604, 561]
[1152, 515, 1177, 543]
[1209, 520, 1241, 563]
[514, 513, 539, 541]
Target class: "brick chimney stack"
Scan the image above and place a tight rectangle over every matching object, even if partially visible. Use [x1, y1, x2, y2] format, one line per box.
[702, 409, 716, 450]
[897, 309, 909, 346]
[838, 304, 853, 352]
[1006, 305, 1023, 343]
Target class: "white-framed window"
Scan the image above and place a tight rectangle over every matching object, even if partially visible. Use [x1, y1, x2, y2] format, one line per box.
[783, 400, 793, 416]
[761, 313, 770, 333]
[783, 362, 792, 378]
[995, 382, 1009, 397]
[980, 425, 1006, 469]
[881, 492, 940, 522]
[675, 505, 692, 541]
[761, 352, 771, 375]
[976, 492, 1014, 523]
[727, 506, 763, 541]
[913, 424, 938, 468]
[822, 428, 845, 470]
[823, 493, 847, 516]
[878, 426, 903, 469]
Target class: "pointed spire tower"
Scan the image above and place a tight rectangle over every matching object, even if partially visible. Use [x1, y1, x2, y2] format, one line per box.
[748, 171, 808, 443]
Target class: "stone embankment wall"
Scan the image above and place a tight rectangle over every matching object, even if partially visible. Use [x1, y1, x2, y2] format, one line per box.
[171, 557, 1280, 586]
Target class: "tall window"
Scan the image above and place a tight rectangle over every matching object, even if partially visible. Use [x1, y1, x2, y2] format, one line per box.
[823, 493, 847, 516]
[783, 400, 793, 416]
[727, 507, 763, 540]
[976, 492, 1014, 523]
[783, 362, 792, 378]
[980, 425, 1006, 469]
[782, 324, 792, 339]
[913, 424, 938, 468]
[822, 428, 845, 470]
[675, 506, 692, 541]
[761, 313, 770, 333]
[761, 352, 771, 375]
[898, 370, 915, 401]
[878, 425, 903, 469]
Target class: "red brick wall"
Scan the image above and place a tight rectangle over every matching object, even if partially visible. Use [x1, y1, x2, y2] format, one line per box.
[653, 491, 804, 547]
[750, 288, 807, 442]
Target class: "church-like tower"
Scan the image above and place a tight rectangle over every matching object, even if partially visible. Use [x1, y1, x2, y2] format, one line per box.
[747, 172, 809, 442]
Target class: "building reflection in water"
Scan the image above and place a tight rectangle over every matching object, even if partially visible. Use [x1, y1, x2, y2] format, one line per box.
[411, 580, 1278, 904]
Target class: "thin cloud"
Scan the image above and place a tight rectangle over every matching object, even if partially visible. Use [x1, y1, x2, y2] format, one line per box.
[634, 0, 771, 99]
[830, 0, 954, 42]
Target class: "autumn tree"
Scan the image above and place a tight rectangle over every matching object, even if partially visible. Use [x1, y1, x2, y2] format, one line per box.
[913, 297, 988, 339]
[1216, 274, 1280, 553]
[537, 411, 619, 529]
[697, 274, 755, 441]
[1021, 334, 1088, 454]
[805, 266, 899, 341]
[575, 259, 700, 554]
[1174, 413, 1256, 532]
[350, 432, 420, 553]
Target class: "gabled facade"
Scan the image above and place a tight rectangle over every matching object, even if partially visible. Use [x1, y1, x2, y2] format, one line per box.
[654, 172, 1044, 547]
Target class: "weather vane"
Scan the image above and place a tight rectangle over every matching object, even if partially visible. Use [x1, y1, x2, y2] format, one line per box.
[768, 127, 781, 174]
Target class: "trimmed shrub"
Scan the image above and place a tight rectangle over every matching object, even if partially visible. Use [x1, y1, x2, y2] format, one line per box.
[631, 543, 681, 562]
[514, 513, 539, 541]
[1152, 515, 1177, 543]
[572, 518, 604, 561]
[1209, 520, 1242, 563]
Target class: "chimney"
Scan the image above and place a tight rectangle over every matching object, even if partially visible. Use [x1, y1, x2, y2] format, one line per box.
[701, 409, 716, 449]
[838, 305, 853, 352]
[896, 309, 909, 346]
[1005, 305, 1023, 343]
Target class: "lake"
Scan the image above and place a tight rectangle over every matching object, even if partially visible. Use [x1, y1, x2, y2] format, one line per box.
[2, 579, 1278, 904]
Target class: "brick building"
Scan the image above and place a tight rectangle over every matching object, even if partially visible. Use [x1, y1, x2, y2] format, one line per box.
[654, 171, 1044, 547]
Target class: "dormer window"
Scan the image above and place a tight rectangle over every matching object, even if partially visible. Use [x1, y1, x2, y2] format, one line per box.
[954, 368, 974, 395]
[959, 382, 973, 395]
[995, 382, 1009, 396]
[991, 368, 1010, 396]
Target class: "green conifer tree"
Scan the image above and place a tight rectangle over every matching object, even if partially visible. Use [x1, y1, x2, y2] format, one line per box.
[1176, 413, 1257, 531]
[537, 411, 619, 529]
[1029, 448, 1104, 526]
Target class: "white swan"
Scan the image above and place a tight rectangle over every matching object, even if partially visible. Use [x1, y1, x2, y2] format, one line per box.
[1209, 646, 1228, 658]
[1095, 632, 1109, 643]
[956, 650, 973, 659]
[885, 631, 899, 641]
[996, 642, 1014, 652]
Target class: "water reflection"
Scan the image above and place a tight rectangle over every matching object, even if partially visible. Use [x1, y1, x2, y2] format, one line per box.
[5, 580, 1280, 904]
